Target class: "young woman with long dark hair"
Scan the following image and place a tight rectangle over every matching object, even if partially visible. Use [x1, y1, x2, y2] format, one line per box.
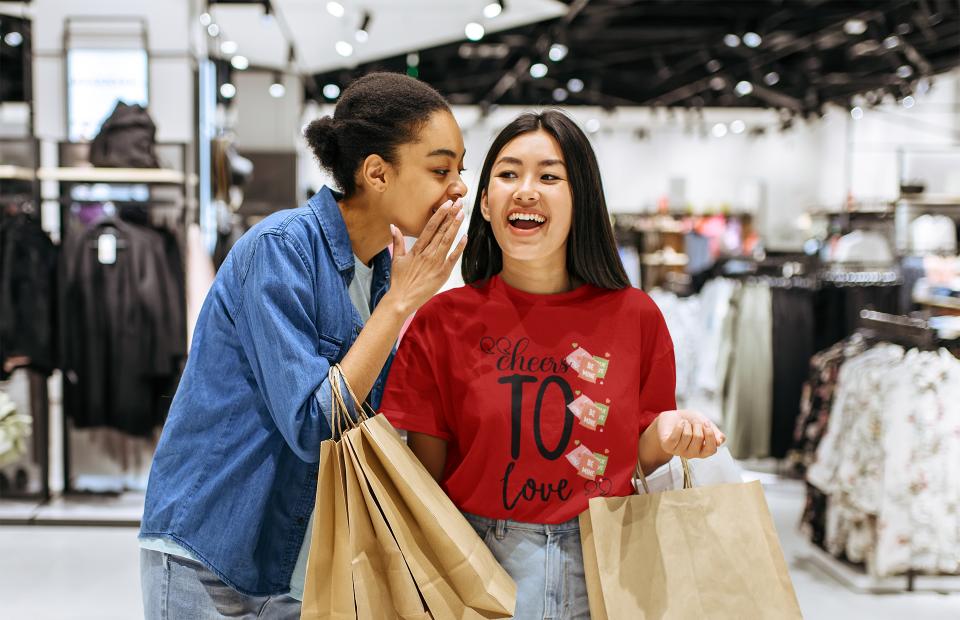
[381, 110, 724, 618]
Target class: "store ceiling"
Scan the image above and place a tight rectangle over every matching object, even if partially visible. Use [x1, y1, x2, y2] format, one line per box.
[208, 0, 567, 74]
[303, 0, 960, 115]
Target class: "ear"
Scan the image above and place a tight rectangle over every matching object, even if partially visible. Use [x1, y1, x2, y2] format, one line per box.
[359, 154, 390, 193]
[480, 190, 491, 222]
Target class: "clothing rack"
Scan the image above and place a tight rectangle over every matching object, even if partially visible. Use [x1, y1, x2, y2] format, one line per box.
[857, 309, 938, 350]
[49, 141, 192, 512]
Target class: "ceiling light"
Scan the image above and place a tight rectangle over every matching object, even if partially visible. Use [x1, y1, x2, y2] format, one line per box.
[706, 59, 722, 73]
[199, 13, 212, 27]
[851, 94, 866, 107]
[567, 78, 584, 93]
[220, 83, 237, 99]
[585, 118, 600, 134]
[896, 65, 914, 79]
[712, 123, 728, 138]
[483, 1, 504, 19]
[735, 81, 754, 96]
[902, 95, 915, 109]
[335, 41, 354, 57]
[220, 41, 238, 55]
[549, 43, 568, 62]
[323, 83, 341, 99]
[764, 71, 780, 86]
[709, 77, 726, 91]
[916, 78, 931, 95]
[530, 63, 548, 79]
[230, 55, 249, 70]
[4, 31, 23, 47]
[723, 34, 741, 47]
[850, 106, 864, 120]
[895, 23, 912, 36]
[406, 53, 420, 66]
[269, 72, 285, 98]
[883, 35, 901, 49]
[844, 19, 867, 35]
[553, 88, 568, 102]
[743, 32, 762, 48]
[730, 120, 746, 134]
[326, 2, 345, 18]
[207, 23, 221, 37]
[465, 22, 485, 41]
[356, 12, 371, 43]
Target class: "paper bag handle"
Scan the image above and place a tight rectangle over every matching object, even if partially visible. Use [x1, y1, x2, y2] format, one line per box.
[634, 455, 693, 495]
[328, 364, 377, 437]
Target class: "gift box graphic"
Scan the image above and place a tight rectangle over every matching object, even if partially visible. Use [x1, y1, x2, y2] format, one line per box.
[568, 395, 611, 430]
[565, 444, 608, 480]
[565, 346, 610, 383]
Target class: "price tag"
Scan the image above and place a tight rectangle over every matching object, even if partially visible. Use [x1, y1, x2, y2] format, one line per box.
[98, 233, 117, 265]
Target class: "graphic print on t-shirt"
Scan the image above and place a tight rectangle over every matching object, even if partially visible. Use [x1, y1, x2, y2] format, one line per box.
[488, 336, 617, 512]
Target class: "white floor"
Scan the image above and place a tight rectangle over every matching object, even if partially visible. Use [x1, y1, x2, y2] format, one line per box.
[0, 480, 958, 619]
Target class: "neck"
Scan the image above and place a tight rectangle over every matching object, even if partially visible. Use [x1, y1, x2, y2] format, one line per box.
[499, 253, 575, 295]
[338, 194, 391, 265]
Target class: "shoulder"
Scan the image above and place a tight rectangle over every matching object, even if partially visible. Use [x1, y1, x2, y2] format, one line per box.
[418, 281, 491, 317]
[597, 286, 665, 319]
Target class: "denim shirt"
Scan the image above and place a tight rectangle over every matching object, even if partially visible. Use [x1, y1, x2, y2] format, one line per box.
[139, 187, 393, 596]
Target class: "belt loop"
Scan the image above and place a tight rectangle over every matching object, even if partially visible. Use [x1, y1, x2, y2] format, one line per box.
[495, 519, 507, 541]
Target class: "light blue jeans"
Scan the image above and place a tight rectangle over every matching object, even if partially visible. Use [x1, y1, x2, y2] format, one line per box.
[463, 512, 591, 620]
[140, 549, 301, 619]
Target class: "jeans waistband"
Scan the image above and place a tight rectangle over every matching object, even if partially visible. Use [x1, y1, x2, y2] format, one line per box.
[461, 511, 581, 534]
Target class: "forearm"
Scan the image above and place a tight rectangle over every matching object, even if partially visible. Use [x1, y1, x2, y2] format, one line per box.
[638, 414, 673, 475]
[337, 292, 410, 404]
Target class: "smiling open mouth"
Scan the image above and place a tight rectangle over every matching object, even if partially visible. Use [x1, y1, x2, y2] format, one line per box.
[508, 212, 546, 230]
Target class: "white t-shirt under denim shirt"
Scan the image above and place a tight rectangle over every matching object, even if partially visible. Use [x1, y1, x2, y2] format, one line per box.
[141, 254, 375, 600]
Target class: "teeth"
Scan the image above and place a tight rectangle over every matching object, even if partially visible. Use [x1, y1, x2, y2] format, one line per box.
[508, 213, 546, 223]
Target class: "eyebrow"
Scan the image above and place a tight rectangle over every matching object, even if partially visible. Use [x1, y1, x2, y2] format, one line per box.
[495, 156, 566, 167]
[427, 148, 463, 159]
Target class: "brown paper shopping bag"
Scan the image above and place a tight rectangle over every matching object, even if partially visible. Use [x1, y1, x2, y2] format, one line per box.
[332, 366, 516, 619]
[301, 438, 356, 620]
[581, 458, 803, 619]
[341, 434, 432, 619]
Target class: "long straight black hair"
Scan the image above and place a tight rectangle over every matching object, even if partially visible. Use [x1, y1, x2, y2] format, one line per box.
[461, 110, 629, 290]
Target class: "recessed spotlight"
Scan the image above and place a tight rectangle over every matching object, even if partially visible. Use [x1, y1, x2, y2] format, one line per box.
[231, 55, 250, 70]
[406, 53, 420, 66]
[3, 31, 23, 47]
[723, 34, 741, 47]
[465, 22, 485, 41]
[326, 2, 345, 17]
[743, 32, 762, 48]
[269, 82, 286, 98]
[567, 78, 584, 93]
[764, 71, 780, 86]
[712, 123, 728, 138]
[585, 118, 601, 134]
[735, 81, 754, 96]
[897, 65, 914, 79]
[844, 19, 867, 35]
[483, 1, 503, 19]
[530, 63, 548, 79]
[553, 88, 568, 102]
[883, 35, 901, 49]
[207, 23, 221, 37]
[220, 41, 238, 55]
[549, 43, 568, 62]
[902, 96, 916, 109]
[335, 41, 354, 57]
[730, 120, 746, 134]
[199, 13, 212, 27]
[323, 83, 341, 99]
[220, 83, 237, 99]
[710, 77, 726, 91]
[355, 30, 369, 43]
[706, 59, 722, 73]
[850, 106, 864, 120]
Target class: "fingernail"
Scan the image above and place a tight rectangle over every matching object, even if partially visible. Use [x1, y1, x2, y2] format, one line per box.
[455, 210, 465, 221]
[390, 224, 396, 236]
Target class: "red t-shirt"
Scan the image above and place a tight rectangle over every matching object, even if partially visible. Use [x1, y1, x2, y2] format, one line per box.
[380, 275, 676, 524]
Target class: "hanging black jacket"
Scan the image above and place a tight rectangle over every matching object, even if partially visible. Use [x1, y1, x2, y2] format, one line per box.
[0, 211, 58, 379]
[61, 215, 185, 435]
